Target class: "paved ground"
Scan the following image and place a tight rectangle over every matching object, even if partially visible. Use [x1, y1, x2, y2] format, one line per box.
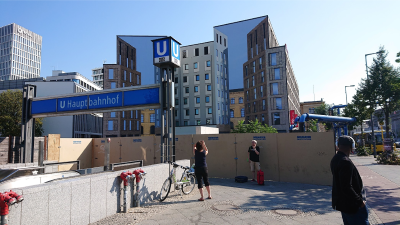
[351, 155, 400, 225]
[92, 167, 383, 225]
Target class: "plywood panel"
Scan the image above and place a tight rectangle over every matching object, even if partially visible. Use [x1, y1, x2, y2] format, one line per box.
[175, 135, 193, 165]
[47, 134, 60, 162]
[192, 134, 236, 179]
[92, 138, 105, 167]
[59, 138, 92, 171]
[235, 133, 279, 181]
[120, 136, 155, 166]
[276, 133, 334, 185]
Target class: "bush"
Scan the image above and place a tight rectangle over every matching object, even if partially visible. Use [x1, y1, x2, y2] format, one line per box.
[377, 151, 400, 165]
[356, 146, 372, 156]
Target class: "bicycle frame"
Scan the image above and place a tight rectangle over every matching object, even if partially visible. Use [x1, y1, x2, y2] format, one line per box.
[169, 163, 192, 189]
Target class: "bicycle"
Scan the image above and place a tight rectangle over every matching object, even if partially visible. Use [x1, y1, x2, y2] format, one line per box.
[159, 161, 196, 201]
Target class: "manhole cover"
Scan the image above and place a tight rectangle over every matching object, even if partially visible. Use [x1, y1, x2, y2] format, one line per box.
[274, 209, 298, 215]
[211, 203, 240, 211]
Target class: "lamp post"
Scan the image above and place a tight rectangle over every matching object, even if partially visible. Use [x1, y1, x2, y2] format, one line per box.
[345, 85, 355, 105]
[365, 51, 380, 158]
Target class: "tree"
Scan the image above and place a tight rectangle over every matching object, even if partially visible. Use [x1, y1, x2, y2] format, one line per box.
[314, 103, 338, 131]
[232, 119, 278, 133]
[361, 47, 400, 138]
[0, 90, 44, 137]
[396, 51, 400, 63]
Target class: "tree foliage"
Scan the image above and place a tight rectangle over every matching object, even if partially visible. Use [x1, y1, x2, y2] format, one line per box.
[396, 51, 400, 63]
[0, 90, 44, 137]
[360, 47, 400, 138]
[232, 119, 278, 133]
[313, 103, 338, 131]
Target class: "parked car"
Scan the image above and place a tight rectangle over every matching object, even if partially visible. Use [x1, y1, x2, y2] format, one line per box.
[395, 138, 400, 148]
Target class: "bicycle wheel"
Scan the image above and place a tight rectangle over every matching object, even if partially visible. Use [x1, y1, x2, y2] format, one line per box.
[160, 178, 171, 202]
[182, 174, 196, 195]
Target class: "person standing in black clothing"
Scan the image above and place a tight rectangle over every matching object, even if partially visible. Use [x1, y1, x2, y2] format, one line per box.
[248, 140, 260, 182]
[330, 136, 369, 225]
[193, 140, 212, 201]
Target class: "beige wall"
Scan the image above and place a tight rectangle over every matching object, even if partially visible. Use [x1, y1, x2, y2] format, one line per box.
[58, 132, 335, 186]
[59, 138, 92, 171]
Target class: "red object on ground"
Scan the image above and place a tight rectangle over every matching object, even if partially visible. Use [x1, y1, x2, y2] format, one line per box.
[120, 171, 133, 186]
[257, 170, 264, 185]
[133, 169, 144, 183]
[0, 190, 23, 216]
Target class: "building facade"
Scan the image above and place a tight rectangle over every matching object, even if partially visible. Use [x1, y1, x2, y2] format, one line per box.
[48, 70, 101, 92]
[300, 100, 324, 114]
[103, 37, 142, 137]
[229, 88, 245, 129]
[0, 23, 42, 81]
[243, 16, 300, 133]
[171, 32, 229, 131]
[140, 109, 156, 136]
[91, 67, 104, 88]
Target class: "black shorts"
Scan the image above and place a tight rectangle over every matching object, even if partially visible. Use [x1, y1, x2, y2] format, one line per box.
[194, 167, 210, 189]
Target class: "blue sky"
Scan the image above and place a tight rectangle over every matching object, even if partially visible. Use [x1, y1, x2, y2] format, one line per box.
[1, 0, 399, 106]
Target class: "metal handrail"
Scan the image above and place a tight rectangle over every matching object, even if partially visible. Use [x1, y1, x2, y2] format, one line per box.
[110, 160, 143, 171]
[43, 160, 80, 170]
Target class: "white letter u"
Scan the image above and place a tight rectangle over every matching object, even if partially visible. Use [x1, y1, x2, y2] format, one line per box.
[172, 42, 179, 57]
[60, 101, 65, 109]
[157, 41, 167, 56]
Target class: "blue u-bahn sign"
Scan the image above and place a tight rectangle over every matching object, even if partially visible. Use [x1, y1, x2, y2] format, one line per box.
[152, 37, 181, 68]
[31, 84, 160, 118]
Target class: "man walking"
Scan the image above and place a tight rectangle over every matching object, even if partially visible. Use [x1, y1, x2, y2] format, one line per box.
[248, 140, 260, 182]
[331, 136, 369, 225]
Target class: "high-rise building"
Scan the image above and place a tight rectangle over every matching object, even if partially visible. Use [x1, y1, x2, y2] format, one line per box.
[243, 16, 300, 133]
[172, 35, 229, 130]
[91, 67, 104, 88]
[103, 37, 142, 137]
[0, 23, 42, 81]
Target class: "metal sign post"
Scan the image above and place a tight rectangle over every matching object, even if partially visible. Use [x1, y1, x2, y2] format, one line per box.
[152, 37, 181, 163]
[21, 85, 36, 163]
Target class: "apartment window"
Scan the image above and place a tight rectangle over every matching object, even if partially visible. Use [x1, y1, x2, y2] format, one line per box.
[141, 114, 144, 122]
[231, 98, 235, 104]
[186, 110, 189, 116]
[183, 76, 187, 82]
[216, 49, 218, 57]
[108, 69, 114, 79]
[252, 61, 256, 73]
[130, 72, 132, 82]
[205, 74, 209, 80]
[184, 98, 188, 105]
[110, 112, 116, 117]
[230, 109, 234, 118]
[122, 111, 125, 118]
[124, 70, 126, 80]
[107, 121, 113, 130]
[241, 108, 245, 117]
[260, 86, 264, 97]
[239, 97, 243, 104]
[206, 96, 210, 103]
[206, 61, 211, 67]
[224, 38, 226, 47]
[184, 121, 188, 126]
[216, 33, 218, 43]
[175, 99, 179, 105]
[218, 90, 220, 97]
[185, 64, 189, 70]
[273, 112, 280, 125]
[150, 114, 155, 122]
[110, 82, 116, 89]
[131, 59, 133, 70]
[194, 86, 199, 92]
[204, 46, 209, 55]
[183, 50, 187, 58]
[254, 88, 257, 99]
[246, 91, 249, 101]
[185, 87, 189, 93]
[193, 48, 199, 56]
[272, 83, 279, 95]
[196, 75, 200, 81]
[130, 121, 132, 130]
[253, 102, 257, 113]
[246, 79, 249, 88]
[196, 97, 200, 103]
[195, 109, 199, 115]
[274, 68, 280, 80]
[262, 99, 266, 111]
[208, 108, 212, 114]
[252, 76, 255, 86]
[137, 75, 139, 84]
[207, 85, 211, 91]
[175, 77, 178, 83]
[276, 98, 282, 110]
[245, 66, 248, 76]
[309, 108, 315, 114]
[261, 71, 265, 82]
[259, 57, 262, 69]
[262, 114, 265, 122]
[217, 77, 219, 84]
[218, 103, 220, 110]
[131, 111, 133, 118]
[271, 53, 277, 66]
[194, 62, 198, 69]
[205, 119, 210, 125]
[220, 36, 222, 44]
[137, 122, 139, 131]
[220, 65, 223, 73]
[197, 120, 201, 125]
[217, 64, 219, 71]
[136, 110, 138, 119]
[124, 120, 126, 130]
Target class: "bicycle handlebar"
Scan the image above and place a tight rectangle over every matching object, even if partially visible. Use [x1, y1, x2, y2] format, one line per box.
[167, 161, 190, 170]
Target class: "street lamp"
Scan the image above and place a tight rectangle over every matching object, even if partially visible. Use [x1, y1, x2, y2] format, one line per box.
[365, 51, 381, 158]
[345, 85, 355, 105]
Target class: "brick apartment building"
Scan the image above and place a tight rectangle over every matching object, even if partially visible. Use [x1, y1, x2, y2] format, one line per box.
[103, 37, 142, 137]
[243, 16, 300, 133]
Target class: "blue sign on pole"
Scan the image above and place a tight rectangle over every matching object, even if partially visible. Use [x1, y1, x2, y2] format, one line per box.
[58, 96, 88, 112]
[89, 92, 122, 109]
[124, 88, 159, 106]
[31, 99, 57, 114]
[171, 39, 180, 67]
[153, 38, 170, 64]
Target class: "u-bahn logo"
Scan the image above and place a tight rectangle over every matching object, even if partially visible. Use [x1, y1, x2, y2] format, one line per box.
[153, 38, 180, 67]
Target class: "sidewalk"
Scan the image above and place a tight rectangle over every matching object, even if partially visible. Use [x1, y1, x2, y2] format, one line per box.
[351, 155, 400, 225]
[92, 177, 381, 225]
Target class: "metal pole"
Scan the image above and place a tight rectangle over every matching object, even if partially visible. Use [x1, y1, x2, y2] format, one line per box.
[160, 68, 165, 163]
[365, 53, 377, 158]
[104, 139, 110, 171]
[345, 86, 348, 105]
[166, 67, 170, 162]
[38, 141, 44, 167]
[123, 186, 127, 213]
